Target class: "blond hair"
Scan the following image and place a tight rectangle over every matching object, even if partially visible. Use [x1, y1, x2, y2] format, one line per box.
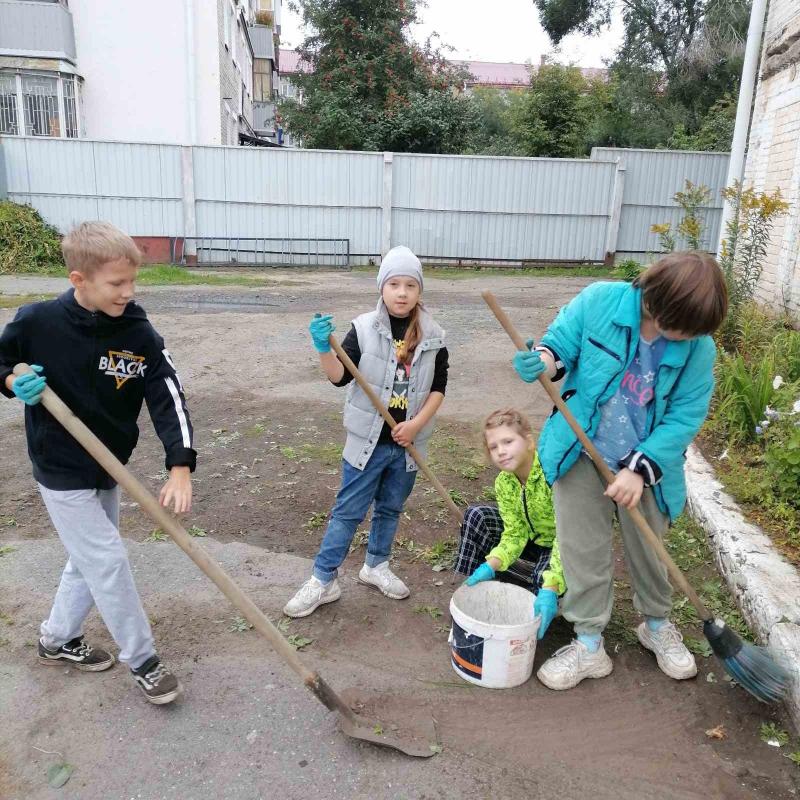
[62, 221, 142, 275]
[483, 407, 533, 452]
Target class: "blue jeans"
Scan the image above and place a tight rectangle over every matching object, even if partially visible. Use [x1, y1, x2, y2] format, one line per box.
[313, 443, 417, 583]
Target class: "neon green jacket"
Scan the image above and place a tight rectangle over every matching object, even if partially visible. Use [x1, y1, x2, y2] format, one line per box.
[487, 454, 565, 595]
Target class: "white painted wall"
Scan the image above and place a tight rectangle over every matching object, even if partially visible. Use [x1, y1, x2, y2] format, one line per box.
[69, 0, 227, 145]
[70, 0, 189, 143]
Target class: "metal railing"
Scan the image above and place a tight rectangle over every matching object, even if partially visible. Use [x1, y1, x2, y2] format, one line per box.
[170, 236, 350, 268]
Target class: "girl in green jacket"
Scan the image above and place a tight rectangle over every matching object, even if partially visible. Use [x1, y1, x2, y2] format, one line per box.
[454, 408, 565, 640]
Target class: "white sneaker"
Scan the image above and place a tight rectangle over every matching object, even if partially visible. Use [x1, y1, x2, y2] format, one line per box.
[358, 562, 410, 600]
[283, 576, 341, 618]
[637, 621, 698, 680]
[537, 638, 614, 690]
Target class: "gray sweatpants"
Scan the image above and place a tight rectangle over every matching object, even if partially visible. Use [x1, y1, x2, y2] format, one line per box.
[553, 454, 673, 637]
[38, 484, 155, 669]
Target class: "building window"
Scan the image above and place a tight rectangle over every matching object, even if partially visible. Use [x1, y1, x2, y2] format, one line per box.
[0, 73, 19, 135]
[63, 75, 78, 138]
[0, 71, 80, 138]
[254, 58, 272, 101]
[23, 74, 60, 136]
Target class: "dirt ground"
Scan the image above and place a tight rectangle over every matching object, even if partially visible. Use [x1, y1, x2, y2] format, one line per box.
[0, 270, 798, 799]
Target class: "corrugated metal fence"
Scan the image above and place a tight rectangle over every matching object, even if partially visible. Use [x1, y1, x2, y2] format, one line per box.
[591, 147, 731, 260]
[0, 136, 730, 265]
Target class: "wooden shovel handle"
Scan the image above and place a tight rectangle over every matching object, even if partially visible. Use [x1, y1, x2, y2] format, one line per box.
[479, 293, 711, 620]
[12, 363, 360, 721]
[328, 335, 464, 526]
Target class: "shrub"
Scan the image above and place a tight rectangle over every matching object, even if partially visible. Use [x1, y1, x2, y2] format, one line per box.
[615, 259, 643, 282]
[765, 422, 800, 508]
[718, 182, 789, 347]
[0, 201, 63, 275]
[712, 350, 777, 443]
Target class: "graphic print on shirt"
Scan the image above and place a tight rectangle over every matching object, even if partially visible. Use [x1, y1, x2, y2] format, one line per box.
[388, 338, 411, 411]
[97, 350, 147, 389]
[592, 336, 667, 469]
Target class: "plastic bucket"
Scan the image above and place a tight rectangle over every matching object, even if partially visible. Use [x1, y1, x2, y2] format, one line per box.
[449, 582, 539, 689]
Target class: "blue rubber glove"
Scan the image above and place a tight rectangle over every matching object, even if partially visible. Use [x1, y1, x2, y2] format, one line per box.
[533, 588, 558, 640]
[309, 313, 335, 353]
[513, 349, 545, 383]
[465, 561, 496, 586]
[11, 365, 46, 406]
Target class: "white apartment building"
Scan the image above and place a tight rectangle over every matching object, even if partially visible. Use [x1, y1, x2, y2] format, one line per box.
[0, 0, 282, 146]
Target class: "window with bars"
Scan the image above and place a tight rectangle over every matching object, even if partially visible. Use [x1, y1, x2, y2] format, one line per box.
[0, 72, 80, 138]
[23, 74, 60, 136]
[0, 74, 19, 135]
[63, 75, 77, 138]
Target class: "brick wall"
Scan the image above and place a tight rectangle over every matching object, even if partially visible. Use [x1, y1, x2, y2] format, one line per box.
[218, 0, 240, 145]
[743, 0, 800, 318]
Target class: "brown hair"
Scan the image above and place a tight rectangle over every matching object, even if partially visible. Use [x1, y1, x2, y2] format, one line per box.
[635, 250, 728, 336]
[395, 303, 422, 364]
[62, 221, 142, 276]
[483, 407, 533, 450]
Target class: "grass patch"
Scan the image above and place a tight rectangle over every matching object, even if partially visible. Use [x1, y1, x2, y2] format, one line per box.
[136, 264, 299, 287]
[299, 441, 343, 467]
[303, 511, 327, 531]
[666, 514, 750, 640]
[414, 604, 444, 620]
[696, 435, 800, 566]
[0, 293, 57, 309]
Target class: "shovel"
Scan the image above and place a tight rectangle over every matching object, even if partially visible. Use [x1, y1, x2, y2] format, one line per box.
[13, 363, 439, 757]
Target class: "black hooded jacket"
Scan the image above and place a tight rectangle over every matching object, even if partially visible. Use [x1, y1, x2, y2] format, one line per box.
[0, 290, 196, 490]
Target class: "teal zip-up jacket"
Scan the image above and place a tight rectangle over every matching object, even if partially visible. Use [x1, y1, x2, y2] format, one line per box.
[537, 281, 716, 521]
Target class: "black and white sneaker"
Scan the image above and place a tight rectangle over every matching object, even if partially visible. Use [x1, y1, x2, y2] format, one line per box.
[38, 636, 115, 672]
[131, 656, 183, 705]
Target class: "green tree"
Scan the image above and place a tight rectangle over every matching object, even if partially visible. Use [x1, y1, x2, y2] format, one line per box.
[510, 63, 605, 157]
[280, 0, 477, 153]
[533, 0, 749, 149]
[468, 87, 527, 155]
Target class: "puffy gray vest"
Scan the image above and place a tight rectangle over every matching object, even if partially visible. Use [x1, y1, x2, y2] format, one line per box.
[342, 300, 446, 472]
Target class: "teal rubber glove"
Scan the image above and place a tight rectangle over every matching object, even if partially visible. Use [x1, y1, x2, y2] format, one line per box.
[533, 588, 558, 640]
[513, 349, 545, 383]
[465, 561, 495, 586]
[11, 365, 46, 406]
[309, 313, 335, 353]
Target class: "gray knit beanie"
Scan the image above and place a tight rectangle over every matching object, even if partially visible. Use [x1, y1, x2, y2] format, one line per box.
[376, 246, 423, 292]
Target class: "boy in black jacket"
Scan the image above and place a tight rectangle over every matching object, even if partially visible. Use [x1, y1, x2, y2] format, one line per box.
[0, 222, 196, 705]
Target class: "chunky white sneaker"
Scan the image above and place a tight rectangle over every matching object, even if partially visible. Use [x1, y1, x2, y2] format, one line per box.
[537, 639, 614, 690]
[637, 621, 698, 680]
[358, 562, 410, 600]
[283, 576, 341, 618]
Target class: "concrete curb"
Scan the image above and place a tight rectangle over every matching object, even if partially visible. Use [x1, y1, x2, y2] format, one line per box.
[685, 445, 800, 732]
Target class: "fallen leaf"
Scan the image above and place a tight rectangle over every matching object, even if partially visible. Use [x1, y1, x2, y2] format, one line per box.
[47, 762, 74, 788]
[705, 724, 727, 740]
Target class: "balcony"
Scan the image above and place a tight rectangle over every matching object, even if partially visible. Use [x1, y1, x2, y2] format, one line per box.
[0, 0, 77, 63]
[252, 100, 276, 134]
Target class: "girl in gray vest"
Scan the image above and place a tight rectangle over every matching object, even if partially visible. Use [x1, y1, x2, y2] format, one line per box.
[284, 246, 449, 618]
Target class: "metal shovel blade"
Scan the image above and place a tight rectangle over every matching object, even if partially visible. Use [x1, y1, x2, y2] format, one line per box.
[337, 689, 439, 758]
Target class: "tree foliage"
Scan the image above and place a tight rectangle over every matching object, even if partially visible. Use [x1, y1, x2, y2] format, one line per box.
[532, 0, 750, 150]
[280, 0, 478, 153]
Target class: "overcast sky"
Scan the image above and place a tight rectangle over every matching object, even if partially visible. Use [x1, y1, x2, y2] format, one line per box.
[279, 0, 624, 68]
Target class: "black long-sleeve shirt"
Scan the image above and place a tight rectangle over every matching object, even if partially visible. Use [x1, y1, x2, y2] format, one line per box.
[0, 290, 196, 490]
